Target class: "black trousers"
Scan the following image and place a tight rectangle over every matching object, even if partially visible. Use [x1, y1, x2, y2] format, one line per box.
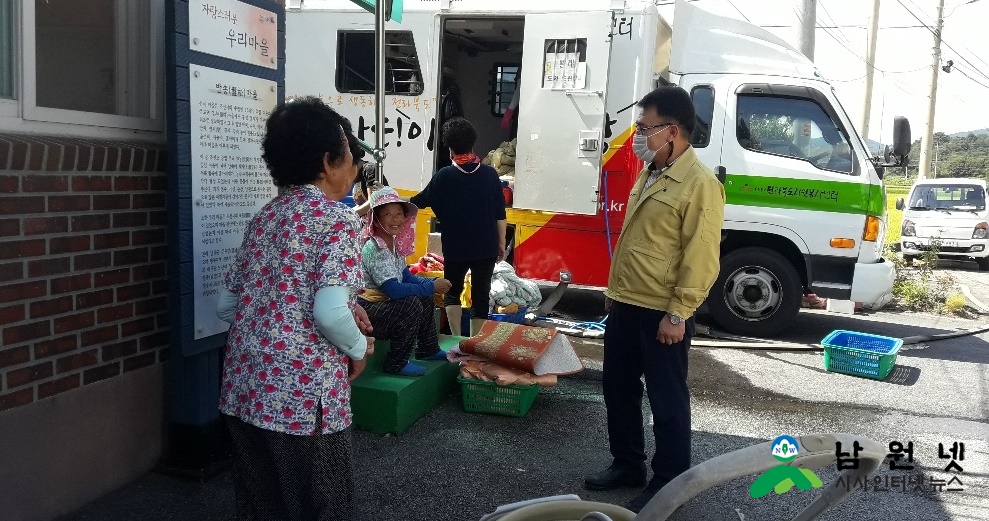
[358, 295, 440, 373]
[442, 257, 497, 320]
[225, 415, 354, 521]
[602, 300, 693, 484]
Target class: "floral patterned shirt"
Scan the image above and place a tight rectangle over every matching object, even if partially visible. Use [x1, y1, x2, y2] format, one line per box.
[360, 238, 407, 290]
[220, 184, 364, 435]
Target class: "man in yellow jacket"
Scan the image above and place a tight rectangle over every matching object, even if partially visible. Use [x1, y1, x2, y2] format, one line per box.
[584, 86, 726, 513]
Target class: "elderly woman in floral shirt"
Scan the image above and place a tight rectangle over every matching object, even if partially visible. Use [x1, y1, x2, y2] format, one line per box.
[216, 97, 373, 521]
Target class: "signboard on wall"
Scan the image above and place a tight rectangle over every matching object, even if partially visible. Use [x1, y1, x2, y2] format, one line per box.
[164, 0, 284, 473]
[542, 39, 587, 90]
[189, 64, 277, 339]
[189, 0, 279, 69]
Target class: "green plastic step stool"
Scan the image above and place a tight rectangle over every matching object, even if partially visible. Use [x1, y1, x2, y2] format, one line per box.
[350, 334, 464, 435]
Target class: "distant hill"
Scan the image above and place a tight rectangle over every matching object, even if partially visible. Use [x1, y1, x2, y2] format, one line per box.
[950, 128, 989, 138]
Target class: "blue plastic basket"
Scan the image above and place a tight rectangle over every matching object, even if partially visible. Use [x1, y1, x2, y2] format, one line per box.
[488, 306, 528, 325]
[821, 330, 902, 380]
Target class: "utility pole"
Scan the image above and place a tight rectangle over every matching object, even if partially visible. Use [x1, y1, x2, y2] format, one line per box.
[934, 139, 939, 178]
[918, 0, 945, 180]
[861, 0, 881, 140]
[374, 0, 387, 184]
[798, 0, 817, 60]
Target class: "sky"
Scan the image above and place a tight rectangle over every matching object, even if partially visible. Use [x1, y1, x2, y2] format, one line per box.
[658, 0, 989, 144]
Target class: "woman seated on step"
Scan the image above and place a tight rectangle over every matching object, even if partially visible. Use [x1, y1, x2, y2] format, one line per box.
[358, 187, 453, 376]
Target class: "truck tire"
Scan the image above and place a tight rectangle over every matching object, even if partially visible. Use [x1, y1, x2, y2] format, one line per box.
[978, 257, 989, 271]
[707, 247, 803, 337]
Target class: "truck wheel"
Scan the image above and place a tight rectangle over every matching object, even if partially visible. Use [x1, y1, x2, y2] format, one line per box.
[978, 257, 989, 271]
[707, 247, 803, 337]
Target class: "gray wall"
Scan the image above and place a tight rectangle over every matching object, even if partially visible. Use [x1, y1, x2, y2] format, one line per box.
[0, 365, 164, 521]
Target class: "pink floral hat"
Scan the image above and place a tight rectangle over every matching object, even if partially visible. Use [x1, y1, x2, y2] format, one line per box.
[361, 187, 418, 256]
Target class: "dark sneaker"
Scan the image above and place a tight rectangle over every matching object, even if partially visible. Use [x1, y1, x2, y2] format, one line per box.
[625, 478, 669, 513]
[583, 464, 647, 491]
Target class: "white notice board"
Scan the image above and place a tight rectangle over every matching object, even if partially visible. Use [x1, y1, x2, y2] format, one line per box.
[189, 0, 278, 69]
[190, 64, 278, 339]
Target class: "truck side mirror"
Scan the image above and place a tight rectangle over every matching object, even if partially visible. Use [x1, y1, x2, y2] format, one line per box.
[895, 198, 905, 211]
[892, 116, 911, 159]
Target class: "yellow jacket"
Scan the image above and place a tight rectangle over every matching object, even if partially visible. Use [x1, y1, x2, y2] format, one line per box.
[605, 147, 726, 318]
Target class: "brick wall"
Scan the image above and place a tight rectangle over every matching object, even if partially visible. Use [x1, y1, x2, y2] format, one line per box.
[0, 134, 169, 413]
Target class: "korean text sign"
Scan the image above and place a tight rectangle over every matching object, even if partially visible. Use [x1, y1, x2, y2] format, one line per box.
[190, 0, 278, 69]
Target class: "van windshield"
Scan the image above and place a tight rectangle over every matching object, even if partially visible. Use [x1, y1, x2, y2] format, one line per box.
[908, 184, 986, 211]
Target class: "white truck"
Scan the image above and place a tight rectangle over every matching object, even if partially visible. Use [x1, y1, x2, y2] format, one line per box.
[896, 178, 989, 271]
[285, 0, 911, 336]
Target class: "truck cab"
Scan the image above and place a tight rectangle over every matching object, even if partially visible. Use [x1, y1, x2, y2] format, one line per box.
[669, 3, 909, 335]
[896, 179, 989, 271]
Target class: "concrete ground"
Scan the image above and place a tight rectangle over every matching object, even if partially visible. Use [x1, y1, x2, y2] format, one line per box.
[935, 258, 989, 311]
[56, 293, 988, 521]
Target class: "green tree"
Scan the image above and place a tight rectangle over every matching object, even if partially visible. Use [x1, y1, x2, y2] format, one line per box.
[903, 132, 989, 180]
[748, 115, 795, 142]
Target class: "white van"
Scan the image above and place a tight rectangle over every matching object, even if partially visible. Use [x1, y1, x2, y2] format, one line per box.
[286, 0, 911, 336]
[896, 179, 989, 271]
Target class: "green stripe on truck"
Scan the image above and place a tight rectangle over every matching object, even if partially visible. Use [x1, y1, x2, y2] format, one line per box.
[724, 174, 885, 216]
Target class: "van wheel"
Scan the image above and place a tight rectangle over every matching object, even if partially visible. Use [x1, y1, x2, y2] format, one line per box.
[978, 258, 989, 271]
[707, 247, 803, 337]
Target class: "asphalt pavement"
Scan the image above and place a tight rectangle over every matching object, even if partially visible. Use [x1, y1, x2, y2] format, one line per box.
[57, 291, 989, 521]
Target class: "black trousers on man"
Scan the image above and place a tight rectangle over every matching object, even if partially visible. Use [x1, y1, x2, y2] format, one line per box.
[442, 257, 497, 321]
[602, 300, 693, 485]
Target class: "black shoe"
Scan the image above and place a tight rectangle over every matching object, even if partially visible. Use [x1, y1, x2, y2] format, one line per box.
[583, 464, 647, 491]
[625, 478, 670, 513]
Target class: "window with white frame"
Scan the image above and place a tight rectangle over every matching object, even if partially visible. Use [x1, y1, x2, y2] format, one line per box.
[0, 0, 13, 100]
[1, 0, 162, 131]
[490, 63, 519, 117]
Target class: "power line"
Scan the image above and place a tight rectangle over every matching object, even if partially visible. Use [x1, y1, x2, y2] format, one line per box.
[901, 0, 938, 26]
[888, 64, 934, 75]
[886, 74, 974, 104]
[817, 0, 856, 48]
[817, 21, 883, 72]
[892, 0, 989, 83]
[757, 24, 929, 29]
[725, 0, 750, 22]
[951, 63, 989, 90]
[830, 74, 868, 82]
[937, 39, 989, 83]
[945, 0, 984, 18]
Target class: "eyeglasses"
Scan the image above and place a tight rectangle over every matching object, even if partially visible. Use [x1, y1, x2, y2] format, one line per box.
[634, 122, 674, 136]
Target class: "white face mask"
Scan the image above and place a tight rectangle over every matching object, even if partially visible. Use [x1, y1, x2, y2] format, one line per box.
[632, 133, 658, 164]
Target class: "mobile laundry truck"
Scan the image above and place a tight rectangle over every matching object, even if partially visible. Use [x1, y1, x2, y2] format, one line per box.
[285, 0, 911, 336]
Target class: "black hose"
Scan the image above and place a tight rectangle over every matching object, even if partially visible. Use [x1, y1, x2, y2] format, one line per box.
[696, 322, 989, 351]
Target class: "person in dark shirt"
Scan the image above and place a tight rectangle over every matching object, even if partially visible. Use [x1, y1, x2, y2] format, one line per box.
[410, 117, 507, 336]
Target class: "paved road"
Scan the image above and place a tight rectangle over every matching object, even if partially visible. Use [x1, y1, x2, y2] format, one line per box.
[935, 259, 989, 311]
[59, 300, 988, 521]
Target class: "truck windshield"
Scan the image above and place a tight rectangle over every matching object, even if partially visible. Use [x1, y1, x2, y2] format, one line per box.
[829, 87, 873, 158]
[908, 184, 986, 211]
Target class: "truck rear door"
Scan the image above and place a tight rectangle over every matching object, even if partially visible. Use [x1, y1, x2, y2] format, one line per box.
[513, 11, 613, 215]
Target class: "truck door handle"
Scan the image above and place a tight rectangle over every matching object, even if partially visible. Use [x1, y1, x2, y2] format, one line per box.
[580, 138, 599, 151]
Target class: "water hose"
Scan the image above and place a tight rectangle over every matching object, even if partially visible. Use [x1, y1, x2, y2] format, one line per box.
[691, 321, 989, 351]
[482, 434, 886, 521]
[532, 316, 989, 350]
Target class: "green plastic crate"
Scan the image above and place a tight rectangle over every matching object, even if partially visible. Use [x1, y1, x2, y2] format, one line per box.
[822, 330, 902, 380]
[458, 377, 539, 417]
